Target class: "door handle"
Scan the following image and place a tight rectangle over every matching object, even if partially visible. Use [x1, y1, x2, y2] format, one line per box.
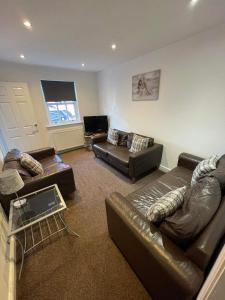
[33, 124, 38, 133]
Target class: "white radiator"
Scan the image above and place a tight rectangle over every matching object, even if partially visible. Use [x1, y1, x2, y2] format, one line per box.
[48, 124, 84, 152]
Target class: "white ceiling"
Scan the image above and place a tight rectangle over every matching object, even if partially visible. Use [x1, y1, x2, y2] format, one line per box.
[0, 0, 225, 71]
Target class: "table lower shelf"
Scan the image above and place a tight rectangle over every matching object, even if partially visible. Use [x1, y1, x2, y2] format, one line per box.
[14, 212, 79, 279]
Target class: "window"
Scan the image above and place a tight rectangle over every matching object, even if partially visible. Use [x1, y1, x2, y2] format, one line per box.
[41, 80, 80, 125]
[46, 100, 79, 124]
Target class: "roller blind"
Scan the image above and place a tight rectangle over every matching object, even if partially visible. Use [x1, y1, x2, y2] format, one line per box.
[41, 80, 76, 102]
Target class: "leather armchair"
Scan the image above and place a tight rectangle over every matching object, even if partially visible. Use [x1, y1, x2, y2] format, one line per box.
[0, 147, 76, 216]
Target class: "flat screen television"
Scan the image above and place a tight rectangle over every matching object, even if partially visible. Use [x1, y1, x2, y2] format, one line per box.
[83, 115, 108, 134]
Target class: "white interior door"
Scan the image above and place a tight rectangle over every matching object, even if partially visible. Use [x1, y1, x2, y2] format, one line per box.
[0, 82, 43, 152]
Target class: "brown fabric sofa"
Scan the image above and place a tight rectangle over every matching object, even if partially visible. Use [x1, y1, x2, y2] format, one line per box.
[105, 153, 225, 300]
[0, 147, 75, 216]
[92, 130, 163, 181]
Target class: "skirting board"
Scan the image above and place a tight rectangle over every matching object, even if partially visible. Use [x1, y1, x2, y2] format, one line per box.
[57, 145, 84, 154]
[159, 165, 171, 173]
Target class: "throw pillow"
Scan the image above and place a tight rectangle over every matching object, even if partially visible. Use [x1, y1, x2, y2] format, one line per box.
[127, 133, 134, 149]
[146, 186, 187, 223]
[160, 177, 221, 245]
[129, 134, 150, 153]
[191, 155, 219, 186]
[107, 128, 119, 145]
[118, 132, 128, 147]
[20, 153, 44, 175]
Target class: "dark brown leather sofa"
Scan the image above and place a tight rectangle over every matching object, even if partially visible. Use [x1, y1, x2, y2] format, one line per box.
[92, 130, 163, 181]
[106, 153, 225, 300]
[0, 147, 75, 216]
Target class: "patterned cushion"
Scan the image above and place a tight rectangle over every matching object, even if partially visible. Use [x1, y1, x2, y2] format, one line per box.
[129, 134, 149, 153]
[118, 133, 128, 147]
[146, 186, 187, 223]
[191, 155, 219, 186]
[20, 153, 44, 175]
[107, 128, 119, 145]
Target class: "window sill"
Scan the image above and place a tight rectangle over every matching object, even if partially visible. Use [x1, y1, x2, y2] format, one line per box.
[46, 121, 83, 129]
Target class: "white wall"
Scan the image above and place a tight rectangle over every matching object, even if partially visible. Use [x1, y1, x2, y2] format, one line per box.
[98, 25, 225, 170]
[0, 61, 99, 148]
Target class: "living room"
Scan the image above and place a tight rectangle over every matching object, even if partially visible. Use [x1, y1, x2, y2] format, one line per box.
[0, 1, 225, 300]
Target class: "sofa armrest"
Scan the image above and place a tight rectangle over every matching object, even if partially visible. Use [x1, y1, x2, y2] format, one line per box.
[106, 192, 204, 300]
[91, 134, 108, 145]
[129, 143, 163, 179]
[177, 152, 203, 171]
[27, 147, 56, 160]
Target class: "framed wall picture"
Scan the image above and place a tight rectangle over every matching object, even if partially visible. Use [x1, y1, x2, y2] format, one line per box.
[132, 69, 161, 101]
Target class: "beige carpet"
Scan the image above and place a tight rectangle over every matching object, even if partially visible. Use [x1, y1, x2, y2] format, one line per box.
[17, 148, 163, 300]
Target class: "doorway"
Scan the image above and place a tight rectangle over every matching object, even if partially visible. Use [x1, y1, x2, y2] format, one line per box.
[0, 82, 43, 152]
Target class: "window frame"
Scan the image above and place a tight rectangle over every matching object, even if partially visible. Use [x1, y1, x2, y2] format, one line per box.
[41, 81, 81, 126]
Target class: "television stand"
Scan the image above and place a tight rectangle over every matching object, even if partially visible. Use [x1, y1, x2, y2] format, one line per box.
[84, 132, 107, 151]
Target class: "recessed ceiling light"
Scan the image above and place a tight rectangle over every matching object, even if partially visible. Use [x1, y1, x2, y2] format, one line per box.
[81, 63, 85, 67]
[20, 54, 25, 59]
[111, 44, 117, 50]
[190, 0, 199, 7]
[23, 20, 32, 29]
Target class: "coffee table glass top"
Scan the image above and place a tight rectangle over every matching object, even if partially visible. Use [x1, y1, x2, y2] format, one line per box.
[8, 184, 66, 236]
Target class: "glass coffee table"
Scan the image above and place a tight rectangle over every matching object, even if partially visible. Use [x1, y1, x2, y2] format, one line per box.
[8, 184, 79, 279]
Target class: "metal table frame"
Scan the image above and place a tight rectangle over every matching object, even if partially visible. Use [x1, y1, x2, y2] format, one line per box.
[7, 184, 79, 279]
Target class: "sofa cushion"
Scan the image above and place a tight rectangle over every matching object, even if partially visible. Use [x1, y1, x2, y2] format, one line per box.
[129, 134, 150, 153]
[20, 153, 44, 175]
[107, 128, 119, 145]
[39, 155, 67, 175]
[146, 186, 187, 223]
[94, 142, 130, 167]
[191, 155, 219, 186]
[108, 147, 130, 166]
[40, 154, 63, 169]
[42, 161, 72, 177]
[94, 141, 117, 154]
[160, 177, 221, 245]
[126, 166, 192, 217]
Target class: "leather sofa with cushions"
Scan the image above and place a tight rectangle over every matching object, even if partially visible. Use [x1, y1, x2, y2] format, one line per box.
[105, 153, 225, 300]
[0, 148, 75, 216]
[92, 130, 163, 181]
